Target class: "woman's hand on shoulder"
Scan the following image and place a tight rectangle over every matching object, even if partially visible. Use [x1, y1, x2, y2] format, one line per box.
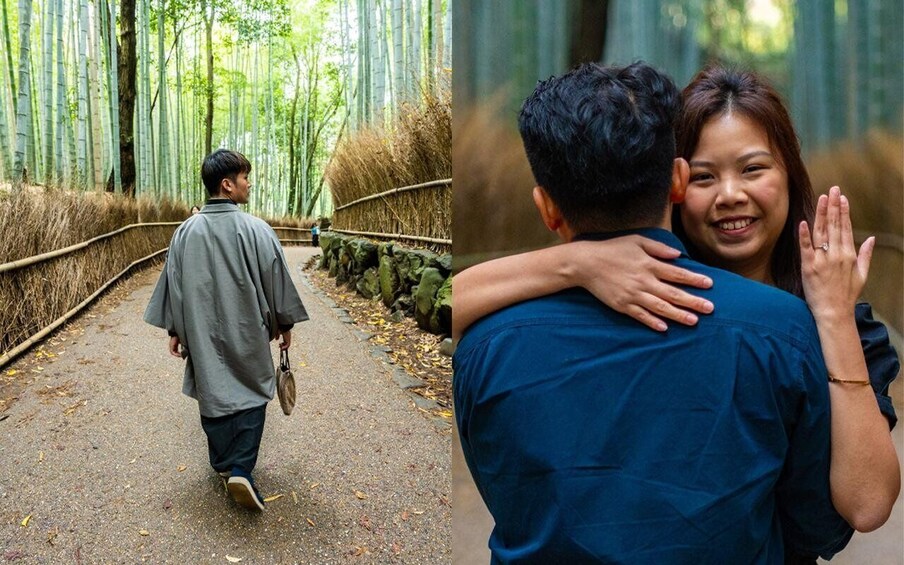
[569, 236, 714, 331]
[799, 186, 875, 322]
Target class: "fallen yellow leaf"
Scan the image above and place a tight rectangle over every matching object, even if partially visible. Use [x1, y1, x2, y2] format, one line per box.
[309, 482, 320, 489]
[306, 517, 315, 526]
[6, 370, 17, 376]
[226, 556, 243, 563]
[177, 465, 187, 472]
[263, 494, 283, 503]
[139, 529, 149, 536]
[38, 451, 44, 462]
[291, 491, 298, 504]
[20, 515, 31, 527]
[354, 490, 368, 500]
[437, 409, 453, 418]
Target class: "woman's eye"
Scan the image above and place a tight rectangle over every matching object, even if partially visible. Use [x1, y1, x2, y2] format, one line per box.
[690, 172, 712, 183]
[743, 164, 766, 174]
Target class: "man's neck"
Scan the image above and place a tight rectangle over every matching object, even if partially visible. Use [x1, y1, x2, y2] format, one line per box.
[561, 208, 672, 243]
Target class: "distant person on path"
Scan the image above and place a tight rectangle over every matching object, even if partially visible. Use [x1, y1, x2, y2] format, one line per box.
[454, 62, 860, 562]
[144, 149, 308, 511]
[311, 222, 320, 247]
[190, 205, 201, 215]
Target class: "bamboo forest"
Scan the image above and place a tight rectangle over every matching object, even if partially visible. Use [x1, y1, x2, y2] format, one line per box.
[0, 0, 451, 217]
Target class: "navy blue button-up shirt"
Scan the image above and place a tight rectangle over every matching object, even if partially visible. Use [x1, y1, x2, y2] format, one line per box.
[454, 228, 853, 564]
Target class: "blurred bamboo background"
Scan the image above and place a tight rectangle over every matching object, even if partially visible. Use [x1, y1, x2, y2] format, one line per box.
[453, 0, 903, 338]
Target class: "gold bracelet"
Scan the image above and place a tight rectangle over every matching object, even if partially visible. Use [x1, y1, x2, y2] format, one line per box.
[828, 375, 871, 386]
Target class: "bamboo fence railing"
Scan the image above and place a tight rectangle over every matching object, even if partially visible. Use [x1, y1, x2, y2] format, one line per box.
[0, 219, 323, 368]
[0, 222, 181, 368]
[330, 178, 452, 251]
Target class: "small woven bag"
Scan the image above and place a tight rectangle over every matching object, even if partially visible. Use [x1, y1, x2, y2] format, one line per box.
[277, 349, 296, 416]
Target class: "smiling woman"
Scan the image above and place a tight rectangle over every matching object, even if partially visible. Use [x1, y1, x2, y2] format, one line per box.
[681, 113, 790, 284]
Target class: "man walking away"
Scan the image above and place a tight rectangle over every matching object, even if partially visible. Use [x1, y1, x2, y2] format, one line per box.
[145, 149, 308, 511]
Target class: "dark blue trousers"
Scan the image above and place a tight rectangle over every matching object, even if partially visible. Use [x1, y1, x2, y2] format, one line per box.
[200, 403, 267, 474]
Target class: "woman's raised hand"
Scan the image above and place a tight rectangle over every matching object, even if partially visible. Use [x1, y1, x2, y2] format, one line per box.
[570, 236, 714, 331]
[798, 186, 875, 321]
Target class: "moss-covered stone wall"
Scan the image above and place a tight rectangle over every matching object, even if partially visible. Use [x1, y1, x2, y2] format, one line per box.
[319, 232, 451, 336]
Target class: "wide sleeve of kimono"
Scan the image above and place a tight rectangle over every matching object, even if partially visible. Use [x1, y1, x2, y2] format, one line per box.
[855, 302, 900, 430]
[264, 231, 309, 331]
[143, 256, 174, 332]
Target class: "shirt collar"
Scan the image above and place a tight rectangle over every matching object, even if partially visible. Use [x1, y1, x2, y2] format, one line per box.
[201, 198, 239, 213]
[573, 227, 688, 257]
[205, 197, 237, 206]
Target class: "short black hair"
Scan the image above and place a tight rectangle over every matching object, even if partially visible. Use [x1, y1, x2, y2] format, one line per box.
[201, 149, 252, 196]
[518, 61, 680, 233]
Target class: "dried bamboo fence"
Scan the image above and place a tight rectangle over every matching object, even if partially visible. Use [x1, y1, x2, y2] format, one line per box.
[0, 221, 324, 368]
[0, 223, 180, 368]
[272, 226, 313, 246]
[330, 179, 452, 252]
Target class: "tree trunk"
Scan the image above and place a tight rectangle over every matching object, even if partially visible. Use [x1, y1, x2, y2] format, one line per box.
[2, 0, 16, 105]
[13, 0, 33, 183]
[174, 24, 182, 195]
[0, 0, 13, 177]
[107, 0, 125, 196]
[141, 0, 154, 193]
[204, 0, 213, 157]
[432, 0, 442, 88]
[442, 0, 451, 70]
[54, 0, 65, 182]
[288, 50, 300, 215]
[76, 0, 88, 188]
[340, 0, 353, 131]
[372, 0, 384, 121]
[89, 0, 104, 189]
[157, 0, 169, 195]
[118, 0, 135, 196]
[391, 0, 403, 110]
[357, 0, 369, 127]
[42, 0, 54, 184]
[569, 0, 607, 65]
[27, 46, 40, 181]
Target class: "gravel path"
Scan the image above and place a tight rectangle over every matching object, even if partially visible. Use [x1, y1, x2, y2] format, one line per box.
[0, 247, 451, 564]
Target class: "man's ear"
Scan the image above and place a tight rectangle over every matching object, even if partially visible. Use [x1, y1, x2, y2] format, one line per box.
[218, 177, 232, 197]
[669, 157, 689, 203]
[532, 186, 564, 232]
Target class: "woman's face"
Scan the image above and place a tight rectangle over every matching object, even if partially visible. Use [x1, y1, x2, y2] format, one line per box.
[679, 112, 789, 284]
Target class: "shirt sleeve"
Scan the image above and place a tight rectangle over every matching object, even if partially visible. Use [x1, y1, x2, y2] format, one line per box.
[777, 333, 854, 560]
[855, 302, 900, 430]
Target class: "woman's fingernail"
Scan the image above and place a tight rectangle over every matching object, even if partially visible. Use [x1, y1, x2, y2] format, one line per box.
[686, 314, 699, 325]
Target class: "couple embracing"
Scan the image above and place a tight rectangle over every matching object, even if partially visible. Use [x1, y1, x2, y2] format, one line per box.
[454, 62, 899, 563]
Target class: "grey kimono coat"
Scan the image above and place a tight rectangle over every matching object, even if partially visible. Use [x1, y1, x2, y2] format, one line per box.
[144, 202, 309, 417]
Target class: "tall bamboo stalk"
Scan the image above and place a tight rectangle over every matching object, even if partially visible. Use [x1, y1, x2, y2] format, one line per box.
[108, 0, 122, 193]
[76, 0, 89, 188]
[42, 0, 54, 184]
[13, 0, 34, 183]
